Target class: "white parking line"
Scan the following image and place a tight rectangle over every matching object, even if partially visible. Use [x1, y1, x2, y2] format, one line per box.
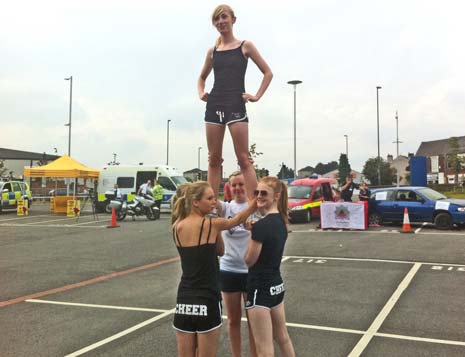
[348, 263, 422, 357]
[23, 216, 96, 225]
[415, 222, 428, 234]
[0, 214, 50, 222]
[0, 223, 106, 229]
[64, 309, 175, 357]
[28, 298, 465, 350]
[284, 255, 465, 267]
[26, 299, 168, 312]
[290, 229, 465, 236]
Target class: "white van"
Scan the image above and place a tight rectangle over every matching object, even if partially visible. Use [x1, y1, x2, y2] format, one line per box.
[96, 164, 187, 212]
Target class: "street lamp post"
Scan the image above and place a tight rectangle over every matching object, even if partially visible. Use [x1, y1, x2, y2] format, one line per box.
[393, 111, 403, 187]
[376, 86, 382, 185]
[344, 134, 348, 158]
[198, 146, 202, 170]
[287, 80, 303, 179]
[166, 119, 171, 165]
[64, 76, 73, 156]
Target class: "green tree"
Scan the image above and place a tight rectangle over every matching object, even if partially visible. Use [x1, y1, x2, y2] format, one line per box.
[314, 161, 338, 175]
[249, 143, 268, 179]
[362, 157, 397, 185]
[448, 137, 465, 186]
[337, 154, 351, 185]
[276, 163, 294, 179]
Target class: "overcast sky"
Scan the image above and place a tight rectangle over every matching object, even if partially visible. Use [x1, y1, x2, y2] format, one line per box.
[2, 0, 464, 176]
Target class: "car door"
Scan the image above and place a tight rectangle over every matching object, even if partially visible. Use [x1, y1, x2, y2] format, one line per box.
[406, 190, 433, 222]
[2, 182, 14, 208]
[373, 190, 396, 221]
[311, 185, 323, 217]
[385, 190, 412, 222]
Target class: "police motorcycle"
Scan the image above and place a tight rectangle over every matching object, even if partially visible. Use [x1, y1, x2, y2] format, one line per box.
[107, 192, 160, 221]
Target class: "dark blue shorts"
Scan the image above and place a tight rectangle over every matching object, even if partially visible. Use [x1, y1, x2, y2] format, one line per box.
[245, 283, 285, 310]
[219, 270, 248, 293]
[173, 297, 222, 333]
[205, 109, 248, 126]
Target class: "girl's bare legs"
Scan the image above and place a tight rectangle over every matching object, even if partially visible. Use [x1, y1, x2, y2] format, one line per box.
[243, 293, 258, 357]
[176, 331, 196, 357]
[197, 327, 222, 357]
[228, 122, 257, 199]
[271, 303, 295, 357]
[223, 292, 243, 357]
[247, 307, 274, 357]
[206, 123, 226, 197]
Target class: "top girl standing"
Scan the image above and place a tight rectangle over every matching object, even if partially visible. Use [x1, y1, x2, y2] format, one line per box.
[197, 4, 273, 199]
[244, 176, 295, 357]
[171, 181, 256, 357]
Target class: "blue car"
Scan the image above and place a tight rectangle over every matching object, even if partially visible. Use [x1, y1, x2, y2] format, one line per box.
[369, 186, 465, 230]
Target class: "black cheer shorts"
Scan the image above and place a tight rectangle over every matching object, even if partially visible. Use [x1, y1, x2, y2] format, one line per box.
[205, 108, 248, 126]
[219, 270, 248, 293]
[245, 283, 285, 310]
[173, 297, 222, 334]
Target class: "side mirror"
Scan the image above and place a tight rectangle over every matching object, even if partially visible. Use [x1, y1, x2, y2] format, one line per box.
[2, 189, 8, 193]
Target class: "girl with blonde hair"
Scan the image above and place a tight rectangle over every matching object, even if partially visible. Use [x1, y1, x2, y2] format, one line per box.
[171, 181, 256, 357]
[244, 177, 295, 357]
[197, 4, 273, 199]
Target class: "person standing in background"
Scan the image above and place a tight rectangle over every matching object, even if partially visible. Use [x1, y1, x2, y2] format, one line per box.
[340, 176, 359, 202]
[152, 180, 164, 210]
[358, 182, 371, 201]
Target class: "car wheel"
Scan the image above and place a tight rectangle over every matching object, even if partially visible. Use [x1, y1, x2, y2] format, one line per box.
[105, 202, 112, 214]
[304, 209, 312, 223]
[434, 212, 452, 230]
[369, 212, 383, 226]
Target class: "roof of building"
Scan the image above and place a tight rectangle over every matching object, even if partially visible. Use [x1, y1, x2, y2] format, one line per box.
[416, 136, 465, 156]
[0, 148, 60, 161]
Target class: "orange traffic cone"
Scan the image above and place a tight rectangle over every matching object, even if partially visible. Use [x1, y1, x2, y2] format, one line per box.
[401, 207, 413, 233]
[107, 208, 120, 228]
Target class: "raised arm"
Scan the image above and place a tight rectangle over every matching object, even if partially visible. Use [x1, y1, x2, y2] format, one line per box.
[242, 41, 273, 102]
[197, 47, 214, 102]
[213, 199, 257, 231]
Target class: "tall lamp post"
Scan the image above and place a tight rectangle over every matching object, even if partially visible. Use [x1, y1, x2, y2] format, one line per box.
[64, 76, 73, 156]
[166, 119, 171, 165]
[197, 146, 202, 170]
[393, 111, 402, 187]
[376, 86, 382, 185]
[344, 134, 349, 158]
[287, 80, 302, 179]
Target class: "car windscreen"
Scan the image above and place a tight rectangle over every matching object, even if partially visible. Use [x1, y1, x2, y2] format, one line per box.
[288, 185, 312, 199]
[418, 187, 447, 201]
[171, 176, 188, 185]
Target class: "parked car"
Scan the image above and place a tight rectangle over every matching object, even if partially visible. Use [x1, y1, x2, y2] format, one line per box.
[0, 180, 32, 212]
[288, 178, 338, 223]
[369, 186, 465, 229]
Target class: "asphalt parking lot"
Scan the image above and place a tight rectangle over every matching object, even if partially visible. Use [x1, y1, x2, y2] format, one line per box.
[1, 203, 465, 356]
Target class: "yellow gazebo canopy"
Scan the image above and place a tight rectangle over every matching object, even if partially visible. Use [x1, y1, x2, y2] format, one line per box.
[23, 155, 99, 178]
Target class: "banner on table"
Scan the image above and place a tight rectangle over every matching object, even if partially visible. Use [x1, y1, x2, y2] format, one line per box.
[320, 202, 366, 230]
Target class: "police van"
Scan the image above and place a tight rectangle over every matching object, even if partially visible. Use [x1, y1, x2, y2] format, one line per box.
[96, 164, 187, 212]
[0, 180, 32, 213]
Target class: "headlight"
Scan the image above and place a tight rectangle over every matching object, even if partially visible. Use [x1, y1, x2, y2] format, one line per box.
[458, 207, 465, 212]
[291, 206, 305, 211]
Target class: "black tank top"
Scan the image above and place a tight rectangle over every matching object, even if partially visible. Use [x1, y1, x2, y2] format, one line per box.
[174, 217, 220, 301]
[207, 41, 248, 111]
